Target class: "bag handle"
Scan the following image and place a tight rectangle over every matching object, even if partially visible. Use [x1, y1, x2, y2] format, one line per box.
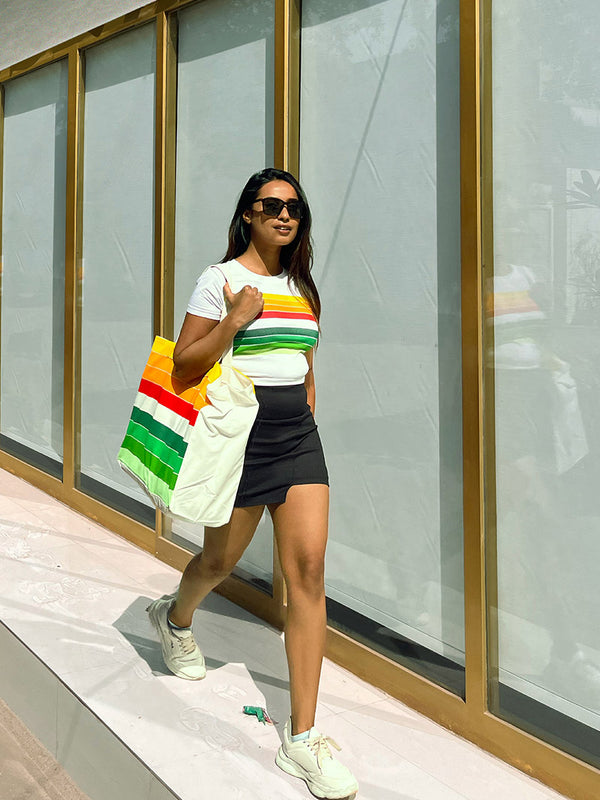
[210, 264, 234, 368]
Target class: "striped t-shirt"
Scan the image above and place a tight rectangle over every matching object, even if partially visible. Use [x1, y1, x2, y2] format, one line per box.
[186, 260, 319, 386]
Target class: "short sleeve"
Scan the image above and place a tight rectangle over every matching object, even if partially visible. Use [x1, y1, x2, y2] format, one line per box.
[186, 265, 226, 320]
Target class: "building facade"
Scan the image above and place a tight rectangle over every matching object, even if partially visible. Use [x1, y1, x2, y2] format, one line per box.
[0, 2, 599, 798]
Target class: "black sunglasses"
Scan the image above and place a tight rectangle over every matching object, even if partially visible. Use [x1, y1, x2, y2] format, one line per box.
[254, 196, 304, 220]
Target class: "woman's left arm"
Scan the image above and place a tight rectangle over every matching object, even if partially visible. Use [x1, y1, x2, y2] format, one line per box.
[305, 349, 316, 415]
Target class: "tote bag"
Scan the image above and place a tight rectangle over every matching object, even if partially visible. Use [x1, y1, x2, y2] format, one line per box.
[117, 294, 258, 527]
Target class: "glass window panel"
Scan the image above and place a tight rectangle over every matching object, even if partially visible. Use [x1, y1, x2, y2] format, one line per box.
[490, 0, 600, 767]
[169, 0, 275, 588]
[1, 59, 68, 475]
[79, 25, 155, 523]
[300, 0, 464, 691]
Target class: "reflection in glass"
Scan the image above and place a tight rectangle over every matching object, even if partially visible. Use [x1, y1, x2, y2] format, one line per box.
[79, 26, 156, 523]
[169, 0, 275, 587]
[1, 60, 67, 475]
[490, 0, 600, 765]
[300, 0, 464, 691]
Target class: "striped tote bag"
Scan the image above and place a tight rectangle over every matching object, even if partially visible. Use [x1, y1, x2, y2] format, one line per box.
[117, 336, 258, 527]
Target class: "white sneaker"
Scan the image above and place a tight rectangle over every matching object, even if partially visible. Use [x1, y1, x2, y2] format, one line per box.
[275, 718, 359, 799]
[146, 596, 206, 680]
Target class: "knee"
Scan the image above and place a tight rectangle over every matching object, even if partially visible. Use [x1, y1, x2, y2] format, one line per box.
[286, 557, 325, 601]
[190, 553, 234, 584]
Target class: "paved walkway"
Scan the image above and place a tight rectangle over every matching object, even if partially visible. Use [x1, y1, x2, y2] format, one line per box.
[0, 468, 569, 800]
[0, 696, 89, 800]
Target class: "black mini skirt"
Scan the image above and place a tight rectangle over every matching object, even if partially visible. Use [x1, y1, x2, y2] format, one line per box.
[234, 384, 329, 507]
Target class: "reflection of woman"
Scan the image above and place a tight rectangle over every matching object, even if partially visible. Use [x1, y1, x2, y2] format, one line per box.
[147, 169, 358, 799]
[488, 259, 591, 694]
[487, 261, 553, 475]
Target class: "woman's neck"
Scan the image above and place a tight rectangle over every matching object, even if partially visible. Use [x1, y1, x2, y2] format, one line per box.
[236, 242, 282, 276]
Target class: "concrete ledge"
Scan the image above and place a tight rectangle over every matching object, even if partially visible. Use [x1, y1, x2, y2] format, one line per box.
[0, 622, 179, 800]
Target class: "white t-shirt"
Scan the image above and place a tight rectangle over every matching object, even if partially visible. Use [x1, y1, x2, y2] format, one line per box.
[186, 259, 319, 387]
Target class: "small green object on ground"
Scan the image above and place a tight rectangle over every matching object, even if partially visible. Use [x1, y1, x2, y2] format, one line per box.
[243, 705, 274, 724]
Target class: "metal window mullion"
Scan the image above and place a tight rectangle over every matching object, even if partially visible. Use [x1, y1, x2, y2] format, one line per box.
[459, 0, 488, 718]
[63, 48, 84, 490]
[274, 0, 300, 176]
[0, 84, 5, 426]
[480, 0, 500, 711]
[154, 10, 178, 546]
[271, 0, 300, 619]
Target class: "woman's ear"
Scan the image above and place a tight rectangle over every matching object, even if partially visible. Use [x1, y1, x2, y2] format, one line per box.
[242, 210, 252, 224]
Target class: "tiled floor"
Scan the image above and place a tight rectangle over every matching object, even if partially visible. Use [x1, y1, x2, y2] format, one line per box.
[0, 468, 570, 800]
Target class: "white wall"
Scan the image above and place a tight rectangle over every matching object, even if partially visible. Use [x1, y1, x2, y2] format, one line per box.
[0, 0, 150, 71]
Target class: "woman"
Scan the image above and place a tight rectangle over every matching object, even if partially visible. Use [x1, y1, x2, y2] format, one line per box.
[147, 168, 358, 799]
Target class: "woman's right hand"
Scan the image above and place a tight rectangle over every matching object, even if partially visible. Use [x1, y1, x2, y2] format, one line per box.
[223, 282, 264, 327]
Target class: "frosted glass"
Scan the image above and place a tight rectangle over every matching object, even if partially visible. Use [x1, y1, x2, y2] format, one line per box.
[301, 0, 464, 663]
[79, 25, 155, 505]
[492, 1, 600, 735]
[171, 0, 275, 583]
[1, 60, 67, 467]
[173, 0, 274, 329]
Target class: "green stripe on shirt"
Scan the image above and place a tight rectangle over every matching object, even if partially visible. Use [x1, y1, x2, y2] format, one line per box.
[234, 326, 317, 343]
[234, 340, 315, 355]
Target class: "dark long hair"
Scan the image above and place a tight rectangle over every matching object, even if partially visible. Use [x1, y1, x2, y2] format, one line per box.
[221, 168, 321, 321]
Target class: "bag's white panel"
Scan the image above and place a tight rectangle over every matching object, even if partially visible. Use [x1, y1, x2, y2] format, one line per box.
[300, 0, 464, 661]
[79, 25, 155, 504]
[1, 60, 68, 463]
[170, 368, 258, 527]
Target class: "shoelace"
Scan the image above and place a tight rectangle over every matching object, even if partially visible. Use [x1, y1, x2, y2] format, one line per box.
[171, 631, 197, 656]
[307, 734, 341, 770]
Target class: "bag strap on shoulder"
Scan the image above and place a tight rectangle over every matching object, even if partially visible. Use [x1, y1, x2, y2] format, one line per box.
[208, 263, 234, 367]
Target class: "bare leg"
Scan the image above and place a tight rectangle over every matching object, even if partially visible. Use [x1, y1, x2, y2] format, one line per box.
[269, 484, 329, 735]
[169, 505, 265, 628]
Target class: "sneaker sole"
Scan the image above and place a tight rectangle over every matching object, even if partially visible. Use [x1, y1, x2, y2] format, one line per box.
[275, 747, 358, 799]
[146, 600, 206, 681]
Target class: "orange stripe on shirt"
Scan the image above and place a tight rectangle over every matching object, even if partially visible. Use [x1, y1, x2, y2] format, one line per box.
[261, 293, 312, 309]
